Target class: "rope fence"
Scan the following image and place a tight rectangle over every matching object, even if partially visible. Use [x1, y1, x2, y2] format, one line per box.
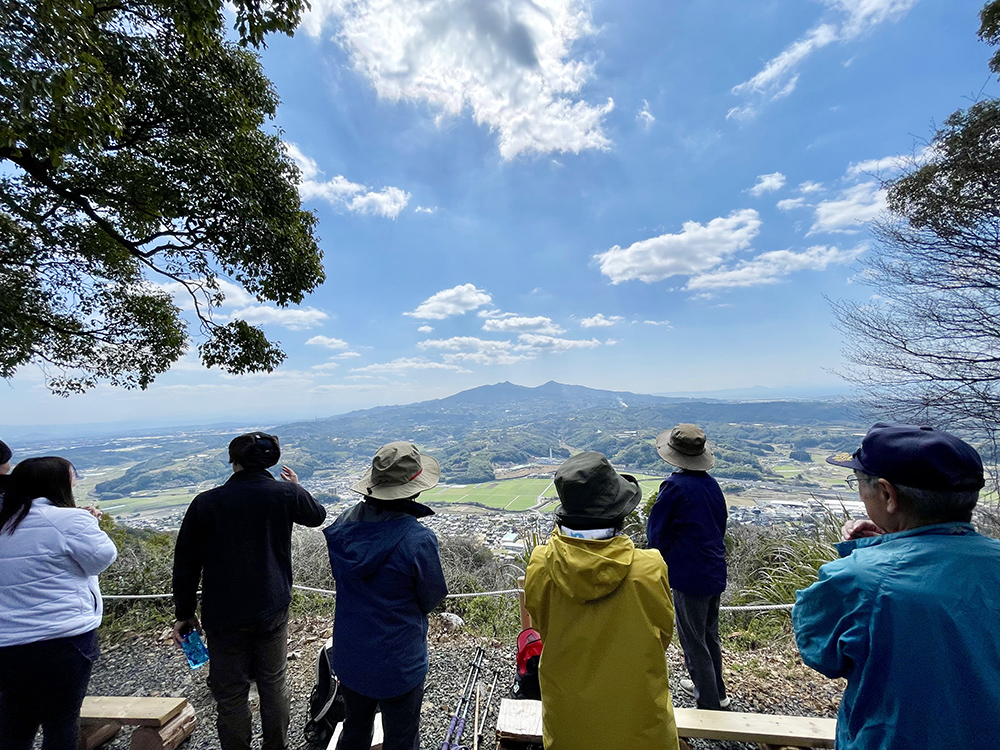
[103, 586, 794, 611]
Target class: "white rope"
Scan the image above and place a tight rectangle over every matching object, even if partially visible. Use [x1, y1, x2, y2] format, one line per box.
[446, 588, 523, 599]
[103, 593, 174, 600]
[102, 586, 794, 611]
[720, 603, 794, 612]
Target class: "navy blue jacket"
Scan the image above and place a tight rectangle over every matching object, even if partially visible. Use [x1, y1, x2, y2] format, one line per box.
[324, 501, 448, 699]
[646, 471, 727, 596]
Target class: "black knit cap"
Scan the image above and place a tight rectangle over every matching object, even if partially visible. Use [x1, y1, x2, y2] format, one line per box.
[0, 440, 11, 465]
[228, 432, 281, 470]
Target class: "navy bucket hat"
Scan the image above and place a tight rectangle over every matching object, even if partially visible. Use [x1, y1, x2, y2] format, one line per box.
[827, 423, 984, 492]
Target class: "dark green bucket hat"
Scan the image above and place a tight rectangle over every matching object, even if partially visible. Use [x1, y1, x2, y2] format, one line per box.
[553, 451, 641, 530]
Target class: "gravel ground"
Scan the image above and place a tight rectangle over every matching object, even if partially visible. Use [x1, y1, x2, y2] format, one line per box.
[87, 617, 842, 750]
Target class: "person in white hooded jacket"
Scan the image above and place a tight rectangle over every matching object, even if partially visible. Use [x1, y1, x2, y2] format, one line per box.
[0, 456, 118, 750]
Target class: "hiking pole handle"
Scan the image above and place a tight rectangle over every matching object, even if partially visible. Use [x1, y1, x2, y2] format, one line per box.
[443, 647, 485, 750]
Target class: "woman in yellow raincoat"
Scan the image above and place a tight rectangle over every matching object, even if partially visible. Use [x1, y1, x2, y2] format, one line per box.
[525, 452, 680, 750]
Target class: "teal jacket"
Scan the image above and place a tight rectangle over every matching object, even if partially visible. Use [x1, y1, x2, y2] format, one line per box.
[793, 523, 1000, 749]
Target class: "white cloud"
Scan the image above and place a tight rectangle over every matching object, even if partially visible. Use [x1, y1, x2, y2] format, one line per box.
[156, 278, 256, 312]
[351, 357, 470, 374]
[595, 209, 762, 284]
[300, 0, 613, 159]
[285, 143, 410, 219]
[404, 284, 493, 319]
[418, 332, 602, 364]
[417, 325, 434, 333]
[777, 197, 807, 211]
[336, 351, 362, 358]
[642, 320, 673, 327]
[798, 181, 825, 194]
[687, 244, 866, 289]
[305, 335, 350, 350]
[311, 361, 342, 371]
[728, 1, 916, 120]
[515, 333, 601, 352]
[226, 305, 328, 330]
[415, 206, 438, 214]
[845, 146, 933, 179]
[636, 99, 655, 130]
[284, 142, 320, 180]
[580, 313, 623, 328]
[420, 336, 531, 366]
[749, 172, 787, 196]
[482, 315, 564, 335]
[810, 182, 886, 234]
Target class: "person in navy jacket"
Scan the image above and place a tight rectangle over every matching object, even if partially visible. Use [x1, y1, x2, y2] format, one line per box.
[647, 424, 730, 710]
[0, 456, 117, 750]
[325, 442, 448, 750]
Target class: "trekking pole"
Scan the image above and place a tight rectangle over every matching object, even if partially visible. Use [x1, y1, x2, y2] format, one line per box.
[473, 683, 481, 750]
[442, 647, 484, 750]
[477, 672, 499, 739]
[452, 648, 484, 750]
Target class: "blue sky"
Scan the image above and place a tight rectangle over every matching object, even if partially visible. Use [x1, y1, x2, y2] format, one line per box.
[4, 0, 997, 427]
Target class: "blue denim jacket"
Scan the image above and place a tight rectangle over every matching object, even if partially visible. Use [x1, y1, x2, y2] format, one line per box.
[793, 523, 1000, 749]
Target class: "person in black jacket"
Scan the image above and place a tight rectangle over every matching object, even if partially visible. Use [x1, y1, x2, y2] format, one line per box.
[325, 441, 448, 750]
[172, 432, 326, 750]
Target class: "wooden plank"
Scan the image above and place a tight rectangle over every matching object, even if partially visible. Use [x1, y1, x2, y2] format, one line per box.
[674, 708, 836, 748]
[80, 720, 121, 749]
[496, 699, 836, 749]
[496, 699, 542, 743]
[81, 697, 188, 727]
[130, 703, 197, 750]
[327, 712, 383, 750]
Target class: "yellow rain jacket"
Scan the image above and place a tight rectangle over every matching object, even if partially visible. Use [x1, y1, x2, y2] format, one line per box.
[524, 529, 679, 750]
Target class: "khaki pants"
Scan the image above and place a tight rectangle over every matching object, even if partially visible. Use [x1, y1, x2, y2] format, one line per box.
[207, 609, 291, 750]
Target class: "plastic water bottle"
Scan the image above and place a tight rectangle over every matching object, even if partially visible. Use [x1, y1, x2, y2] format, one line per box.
[180, 629, 209, 670]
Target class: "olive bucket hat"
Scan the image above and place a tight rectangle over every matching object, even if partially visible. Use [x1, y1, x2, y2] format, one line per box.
[351, 441, 441, 501]
[553, 452, 642, 530]
[656, 423, 715, 471]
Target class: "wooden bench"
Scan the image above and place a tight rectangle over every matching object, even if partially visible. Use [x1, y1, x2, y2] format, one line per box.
[495, 698, 836, 750]
[326, 712, 383, 750]
[80, 697, 197, 750]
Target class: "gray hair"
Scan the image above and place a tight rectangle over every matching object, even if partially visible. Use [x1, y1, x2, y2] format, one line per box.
[857, 472, 978, 523]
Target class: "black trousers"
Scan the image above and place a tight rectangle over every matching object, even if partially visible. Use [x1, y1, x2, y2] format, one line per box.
[673, 590, 727, 709]
[207, 609, 291, 750]
[0, 631, 97, 750]
[337, 682, 423, 750]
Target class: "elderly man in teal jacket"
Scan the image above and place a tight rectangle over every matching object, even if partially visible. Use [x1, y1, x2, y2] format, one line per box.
[794, 423, 1000, 749]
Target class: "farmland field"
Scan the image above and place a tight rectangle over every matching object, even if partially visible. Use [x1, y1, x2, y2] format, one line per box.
[424, 474, 668, 511]
[425, 478, 555, 510]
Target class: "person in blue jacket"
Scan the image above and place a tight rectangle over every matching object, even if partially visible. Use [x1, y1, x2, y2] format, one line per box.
[794, 423, 1000, 750]
[325, 442, 448, 750]
[647, 424, 729, 710]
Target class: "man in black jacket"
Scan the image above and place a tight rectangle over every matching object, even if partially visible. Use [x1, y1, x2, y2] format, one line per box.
[172, 432, 326, 750]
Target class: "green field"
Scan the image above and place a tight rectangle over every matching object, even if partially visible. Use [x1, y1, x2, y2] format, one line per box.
[424, 478, 556, 510]
[423, 474, 667, 511]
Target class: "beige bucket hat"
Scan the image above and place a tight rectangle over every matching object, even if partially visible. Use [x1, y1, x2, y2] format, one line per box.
[351, 441, 441, 500]
[656, 423, 715, 471]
